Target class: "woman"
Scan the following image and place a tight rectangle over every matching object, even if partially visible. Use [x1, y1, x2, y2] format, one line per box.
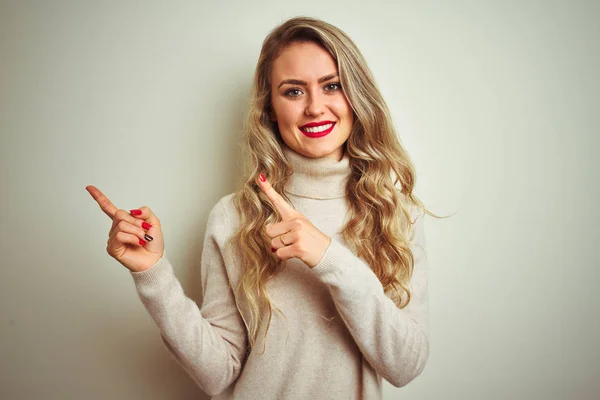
[87, 16, 437, 399]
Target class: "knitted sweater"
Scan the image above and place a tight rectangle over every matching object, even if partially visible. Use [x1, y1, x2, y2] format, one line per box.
[131, 144, 429, 399]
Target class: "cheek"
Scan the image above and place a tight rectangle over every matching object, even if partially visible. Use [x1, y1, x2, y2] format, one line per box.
[274, 101, 302, 126]
[332, 97, 354, 122]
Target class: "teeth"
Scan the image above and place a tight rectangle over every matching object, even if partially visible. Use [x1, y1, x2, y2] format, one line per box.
[302, 123, 333, 133]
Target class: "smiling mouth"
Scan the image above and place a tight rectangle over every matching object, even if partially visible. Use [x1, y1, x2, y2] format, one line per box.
[299, 122, 336, 138]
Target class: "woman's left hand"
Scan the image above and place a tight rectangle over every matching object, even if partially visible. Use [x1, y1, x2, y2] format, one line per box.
[257, 174, 331, 268]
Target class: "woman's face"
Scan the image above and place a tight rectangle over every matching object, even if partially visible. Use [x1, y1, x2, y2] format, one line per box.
[269, 41, 354, 161]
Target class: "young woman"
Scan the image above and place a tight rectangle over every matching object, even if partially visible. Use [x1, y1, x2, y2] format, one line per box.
[87, 16, 436, 399]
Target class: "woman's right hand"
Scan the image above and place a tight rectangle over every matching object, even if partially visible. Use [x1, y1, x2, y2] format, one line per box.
[86, 185, 165, 273]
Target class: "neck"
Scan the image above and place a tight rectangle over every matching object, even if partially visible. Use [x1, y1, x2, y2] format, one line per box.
[281, 143, 351, 200]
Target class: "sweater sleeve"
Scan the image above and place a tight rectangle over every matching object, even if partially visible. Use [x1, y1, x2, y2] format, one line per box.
[310, 206, 429, 388]
[129, 200, 248, 396]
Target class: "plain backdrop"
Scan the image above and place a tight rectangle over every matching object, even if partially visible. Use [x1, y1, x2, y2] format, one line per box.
[1, 1, 598, 399]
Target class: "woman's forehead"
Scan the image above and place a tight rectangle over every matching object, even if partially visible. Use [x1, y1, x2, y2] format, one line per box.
[271, 42, 338, 82]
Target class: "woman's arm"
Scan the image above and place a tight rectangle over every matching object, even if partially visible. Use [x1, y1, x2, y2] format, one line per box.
[310, 206, 429, 387]
[130, 200, 248, 396]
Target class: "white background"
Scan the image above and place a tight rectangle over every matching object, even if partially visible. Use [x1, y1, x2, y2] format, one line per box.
[1, 1, 598, 399]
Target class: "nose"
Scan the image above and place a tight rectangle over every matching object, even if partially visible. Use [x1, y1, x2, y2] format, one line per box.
[305, 91, 326, 117]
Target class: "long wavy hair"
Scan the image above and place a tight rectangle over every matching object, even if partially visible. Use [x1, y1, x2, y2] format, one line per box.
[226, 16, 444, 354]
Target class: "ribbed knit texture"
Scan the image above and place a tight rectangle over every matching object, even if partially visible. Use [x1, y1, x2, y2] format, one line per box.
[131, 144, 429, 399]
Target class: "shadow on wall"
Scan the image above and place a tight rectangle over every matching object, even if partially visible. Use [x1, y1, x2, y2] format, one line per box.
[107, 63, 249, 399]
[182, 72, 250, 309]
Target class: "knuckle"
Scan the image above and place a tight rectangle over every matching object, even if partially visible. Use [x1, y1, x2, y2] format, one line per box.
[295, 246, 306, 259]
[150, 211, 160, 224]
[289, 246, 299, 258]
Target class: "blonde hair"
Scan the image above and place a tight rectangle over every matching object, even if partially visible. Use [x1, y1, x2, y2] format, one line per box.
[227, 16, 444, 355]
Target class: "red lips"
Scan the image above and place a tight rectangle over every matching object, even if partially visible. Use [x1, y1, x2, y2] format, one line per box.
[299, 120, 335, 129]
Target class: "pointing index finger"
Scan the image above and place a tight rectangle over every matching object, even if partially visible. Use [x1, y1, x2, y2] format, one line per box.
[257, 174, 296, 219]
[86, 185, 118, 220]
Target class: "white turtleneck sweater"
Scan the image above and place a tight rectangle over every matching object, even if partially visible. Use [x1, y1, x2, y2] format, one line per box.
[131, 144, 429, 399]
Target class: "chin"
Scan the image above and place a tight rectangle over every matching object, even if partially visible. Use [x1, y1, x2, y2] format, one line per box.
[303, 144, 344, 160]
[281, 132, 347, 159]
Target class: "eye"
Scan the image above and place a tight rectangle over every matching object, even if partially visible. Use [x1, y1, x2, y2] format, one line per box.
[284, 88, 303, 97]
[325, 82, 342, 92]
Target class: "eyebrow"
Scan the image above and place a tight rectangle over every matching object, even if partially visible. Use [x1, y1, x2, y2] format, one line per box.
[277, 73, 339, 89]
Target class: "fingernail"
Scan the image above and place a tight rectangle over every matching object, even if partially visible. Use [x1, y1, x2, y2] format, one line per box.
[139, 239, 146, 246]
[259, 173, 266, 182]
[130, 209, 142, 215]
[271, 247, 276, 253]
[142, 222, 152, 230]
[144, 234, 153, 242]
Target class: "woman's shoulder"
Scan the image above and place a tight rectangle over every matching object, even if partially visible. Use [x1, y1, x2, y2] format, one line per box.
[207, 192, 237, 219]
[205, 193, 239, 235]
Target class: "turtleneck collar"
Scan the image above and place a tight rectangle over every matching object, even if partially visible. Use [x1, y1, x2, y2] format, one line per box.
[281, 142, 351, 200]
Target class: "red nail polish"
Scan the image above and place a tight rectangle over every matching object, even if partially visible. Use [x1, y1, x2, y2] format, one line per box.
[142, 222, 152, 230]
[259, 174, 266, 182]
[130, 209, 142, 216]
[271, 247, 276, 253]
[139, 239, 146, 245]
